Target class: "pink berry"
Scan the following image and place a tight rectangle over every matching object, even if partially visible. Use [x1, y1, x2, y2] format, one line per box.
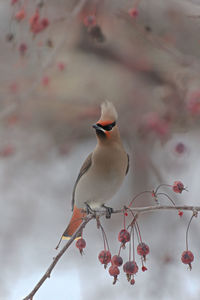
[109, 265, 120, 284]
[130, 278, 135, 285]
[118, 229, 130, 247]
[173, 181, 185, 193]
[15, 9, 26, 21]
[123, 261, 138, 275]
[76, 238, 86, 255]
[98, 250, 111, 267]
[109, 265, 120, 276]
[19, 43, 27, 56]
[57, 62, 65, 71]
[128, 8, 139, 18]
[40, 18, 49, 29]
[137, 243, 150, 258]
[175, 142, 185, 154]
[111, 255, 123, 267]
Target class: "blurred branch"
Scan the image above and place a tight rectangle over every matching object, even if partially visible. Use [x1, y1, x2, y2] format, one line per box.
[0, 0, 88, 123]
[22, 204, 199, 300]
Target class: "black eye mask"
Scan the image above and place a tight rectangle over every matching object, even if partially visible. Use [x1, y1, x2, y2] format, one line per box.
[96, 121, 116, 131]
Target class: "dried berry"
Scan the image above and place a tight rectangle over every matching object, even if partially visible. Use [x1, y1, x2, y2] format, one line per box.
[130, 278, 135, 285]
[173, 181, 185, 193]
[98, 250, 111, 268]
[118, 229, 130, 247]
[111, 255, 123, 267]
[137, 243, 150, 260]
[181, 250, 194, 270]
[123, 261, 138, 275]
[109, 265, 120, 284]
[76, 238, 86, 255]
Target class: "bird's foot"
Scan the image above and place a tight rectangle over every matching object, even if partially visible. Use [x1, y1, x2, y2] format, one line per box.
[102, 205, 113, 219]
[85, 203, 96, 216]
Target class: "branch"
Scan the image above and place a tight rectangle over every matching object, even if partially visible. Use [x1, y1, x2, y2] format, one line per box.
[113, 205, 200, 215]
[22, 204, 199, 299]
[22, 214, 94, 300]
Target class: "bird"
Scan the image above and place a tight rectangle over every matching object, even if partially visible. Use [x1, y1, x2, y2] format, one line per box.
[62, 101, 129, 239]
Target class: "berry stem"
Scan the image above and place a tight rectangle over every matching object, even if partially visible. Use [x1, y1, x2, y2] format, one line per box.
[135, 221, 142, 243]
[156, 192, 176, 206]
[186, 214, 194, 251]
[132, 227, 135, 261]
[123, 210, 126, 229]
[99, 223, 110, 252]
[128, 191, 152, 208]
[129, 227, 132, 261]
[154, 184, 172, 194]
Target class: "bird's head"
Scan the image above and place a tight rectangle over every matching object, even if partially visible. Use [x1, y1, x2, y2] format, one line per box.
[93, 101, 120, 143]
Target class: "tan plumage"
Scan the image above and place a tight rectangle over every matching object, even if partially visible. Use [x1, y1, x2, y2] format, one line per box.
[63, 101, 129, 239]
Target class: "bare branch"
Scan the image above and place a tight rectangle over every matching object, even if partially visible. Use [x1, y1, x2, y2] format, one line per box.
[22, 214, 94, 300]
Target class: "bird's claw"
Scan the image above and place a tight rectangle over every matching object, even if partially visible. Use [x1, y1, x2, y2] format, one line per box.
[102, 205, 113, 219]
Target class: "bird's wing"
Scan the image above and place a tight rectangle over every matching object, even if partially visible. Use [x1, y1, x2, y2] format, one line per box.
[126, 153, 129, 175]
[71, 153, 93, 210]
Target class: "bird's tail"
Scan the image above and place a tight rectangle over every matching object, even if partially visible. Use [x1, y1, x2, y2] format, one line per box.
[62, 206, 86, 240]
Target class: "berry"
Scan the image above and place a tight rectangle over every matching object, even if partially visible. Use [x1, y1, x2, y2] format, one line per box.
[175, 142, 185, 154]
[83, 15, 96, 27]
[19, 43, 27, 56]
[0, 145, 15, 157]
[181, 250, 194, 270]
[178, 211, 183, 217]
[128, 8, 139, 18]
[137, 243, 150, 260]
[109, 265, 120, 284]
[57, 62, 65, 71]
[111, 255, 123, 267]
[15, 9, 26, 21]
[142, 266, 148, 272]
[40, 18, 49, 29]
[123, 261, 138, 275]
[76, 238, 86, 255]
[173, 181, 185, 193]
[98, 250, 111, 268]
[187, 90, 200, 115]
[42, 76, 50, 86]
[118, 229, 130, 247]
[130, 278, 135, 285]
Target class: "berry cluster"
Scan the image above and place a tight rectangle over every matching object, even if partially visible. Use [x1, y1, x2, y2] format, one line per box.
[75, 181, 196, 284]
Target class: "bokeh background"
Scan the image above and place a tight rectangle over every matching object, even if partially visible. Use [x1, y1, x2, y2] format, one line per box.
[1, 0, 200, 299]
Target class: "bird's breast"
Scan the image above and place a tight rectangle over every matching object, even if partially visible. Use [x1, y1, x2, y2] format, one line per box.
[74, 145, 127, 209]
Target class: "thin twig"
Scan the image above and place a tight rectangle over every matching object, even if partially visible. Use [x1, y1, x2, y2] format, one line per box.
[22, 215, 94, 300]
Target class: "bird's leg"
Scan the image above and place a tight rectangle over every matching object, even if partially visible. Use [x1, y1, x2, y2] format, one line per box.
[102, 204, 113, 219]
[85, 202, 96, 216]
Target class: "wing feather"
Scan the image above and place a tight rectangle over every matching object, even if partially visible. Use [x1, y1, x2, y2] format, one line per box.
[71, 153, 93, 210]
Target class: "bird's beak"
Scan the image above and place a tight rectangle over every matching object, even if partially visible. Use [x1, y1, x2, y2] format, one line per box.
[92, 124, 104, 131]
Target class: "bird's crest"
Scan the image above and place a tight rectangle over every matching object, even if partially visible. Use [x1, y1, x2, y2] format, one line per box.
[99, 101, 118, 123]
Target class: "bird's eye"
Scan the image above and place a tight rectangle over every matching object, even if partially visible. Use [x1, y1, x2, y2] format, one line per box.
[97, 121, 116, 131]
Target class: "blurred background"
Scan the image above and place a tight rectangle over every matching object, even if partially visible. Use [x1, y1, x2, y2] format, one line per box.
[1, 0, 200, 299]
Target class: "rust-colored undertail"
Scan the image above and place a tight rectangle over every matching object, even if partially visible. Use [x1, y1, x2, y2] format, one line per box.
[62, 206, 86, 240]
